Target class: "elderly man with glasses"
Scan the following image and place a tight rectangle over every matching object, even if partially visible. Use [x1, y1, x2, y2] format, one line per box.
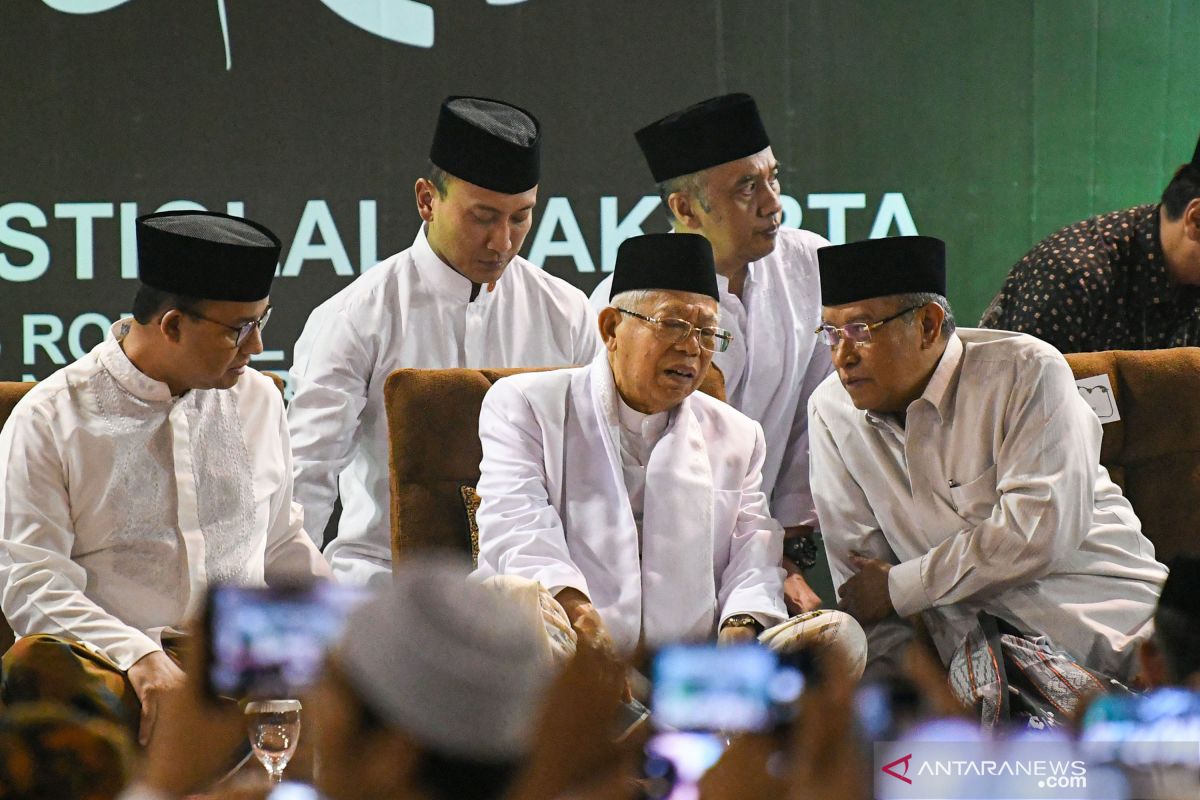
[808, 235, 1166, 683]
[591, 94, 833, 616]
[474, 233, 865, 672]
[0, 211, 329, 748]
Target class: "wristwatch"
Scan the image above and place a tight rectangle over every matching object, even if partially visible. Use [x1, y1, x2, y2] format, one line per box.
[721, 614, 763, 633]
[783, 532, 818, 571]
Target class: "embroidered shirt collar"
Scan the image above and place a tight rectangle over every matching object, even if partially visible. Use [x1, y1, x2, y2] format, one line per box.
[98, 320, 176, 403]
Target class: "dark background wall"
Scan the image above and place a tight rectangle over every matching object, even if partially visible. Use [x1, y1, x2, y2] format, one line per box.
[3, 0, 1198, 390]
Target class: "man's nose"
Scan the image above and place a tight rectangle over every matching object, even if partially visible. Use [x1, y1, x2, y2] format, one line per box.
[487, 221, 513, 253]
[760, 181, 783, 218]
[676, 328, 702, 355]
[241, 325, 265, 356]
[830, 335, 857, 367]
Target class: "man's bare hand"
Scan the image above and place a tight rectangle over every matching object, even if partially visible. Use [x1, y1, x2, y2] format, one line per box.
[555, 588, 631, 702]
[837, 552, 895, 625]
[783, 565, 823, 615]
[126, 649, 187, 746]
[717, 625, 760, 646]
[507, 645, 639, 800]
[138, 629, 250, 797]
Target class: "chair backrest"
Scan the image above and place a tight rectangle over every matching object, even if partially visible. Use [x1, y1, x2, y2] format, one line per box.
[0, 382, 34, 655]
[385, 364, 726, 561]
[1064, 348, 1200, 561]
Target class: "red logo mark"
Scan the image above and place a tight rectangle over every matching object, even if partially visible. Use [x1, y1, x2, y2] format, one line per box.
[882, 753, 913, 784]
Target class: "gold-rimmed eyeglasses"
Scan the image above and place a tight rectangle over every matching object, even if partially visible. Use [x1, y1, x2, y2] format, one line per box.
[814, 305, 920, 347]
[615, 307, 733, 353]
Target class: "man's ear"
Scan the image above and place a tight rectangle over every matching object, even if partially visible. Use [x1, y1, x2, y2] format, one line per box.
[598, 306, 621, 351]
[667, 192, 703, 231]
[159, 309, 185, 344]
[1183, 197, 1200, 244]
[415, 178, 439, 224]
[918, 303, 945, 347]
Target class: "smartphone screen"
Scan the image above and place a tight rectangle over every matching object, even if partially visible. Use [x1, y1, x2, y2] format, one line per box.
[650, 643, 806, 733]
[205, 582, 369, 699]
[1080, 687, 1200, 797]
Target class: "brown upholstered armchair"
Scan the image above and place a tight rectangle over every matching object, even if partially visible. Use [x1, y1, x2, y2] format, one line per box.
[385, 365, 726, 563]
[1065, 349, 1200, 561]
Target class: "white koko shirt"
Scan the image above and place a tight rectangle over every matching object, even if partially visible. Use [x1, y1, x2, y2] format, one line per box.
[591, 226, 831, 527]
[289, 225, 602, 587]
[473, 355, 786, 653]
[615, 395, 670, 541]
[809, 328, 1167, 679]
[0, 328, 329, 671]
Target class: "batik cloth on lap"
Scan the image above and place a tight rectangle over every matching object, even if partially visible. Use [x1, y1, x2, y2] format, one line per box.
[479, 575, 576, 665]
[949, 612, 1129, 731]
[0, 701, 134, 799]
[0, 632, 185, 738]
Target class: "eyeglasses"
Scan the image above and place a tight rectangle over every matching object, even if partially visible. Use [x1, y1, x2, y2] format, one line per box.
[616, 307, 733, 353]
[188, 305, 272, 348]
[815, 305, 921, 347]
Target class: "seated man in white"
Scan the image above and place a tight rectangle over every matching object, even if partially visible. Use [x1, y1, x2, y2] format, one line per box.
[808, 235, 1168, 683]
[473, 233, 863, 663]
[0, 211, 330, 748]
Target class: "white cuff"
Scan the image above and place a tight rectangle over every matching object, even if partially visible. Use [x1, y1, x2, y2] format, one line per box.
[888, 556, 931, 617]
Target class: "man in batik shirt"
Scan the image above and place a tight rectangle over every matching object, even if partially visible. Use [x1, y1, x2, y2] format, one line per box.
[981, 133, 1200, 352]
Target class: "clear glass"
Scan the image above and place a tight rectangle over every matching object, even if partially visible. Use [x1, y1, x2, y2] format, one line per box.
[244, 699, 302, 784]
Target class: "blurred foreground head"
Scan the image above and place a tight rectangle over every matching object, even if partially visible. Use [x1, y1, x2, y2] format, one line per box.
[312, 553, 551, 800]
[0, 703, 134, 800]
[1142, 555, 1200, 688]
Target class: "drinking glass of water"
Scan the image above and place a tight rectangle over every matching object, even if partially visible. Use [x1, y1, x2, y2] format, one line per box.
[244, 699, 302, 784]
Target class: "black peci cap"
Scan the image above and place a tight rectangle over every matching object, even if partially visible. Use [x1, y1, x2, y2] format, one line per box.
[635, 93, 770, 183]
[609, 233, 719, 302]
[817, 236, 947, 307]
[136, 211, 281, 302]
[429, 96, 541, 194]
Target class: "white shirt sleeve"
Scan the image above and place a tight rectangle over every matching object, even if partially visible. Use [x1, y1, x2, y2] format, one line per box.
[886, 355, 1097, 617]
[0, 404, 160, 671]
[287, 306, 374, 546]
[808, 400, 914, 659]
[572, 301, 604, 365]
[263, 390, 332, 582]
[474, 380, 591, 597]
[771, 341, 833, 529]
[717, 422, 787, 626]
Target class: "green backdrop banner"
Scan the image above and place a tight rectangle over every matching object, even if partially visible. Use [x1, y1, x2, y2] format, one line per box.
[2, 0, 1198, 387]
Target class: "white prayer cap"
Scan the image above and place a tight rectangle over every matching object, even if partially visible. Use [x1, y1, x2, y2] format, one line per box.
[336, 553, 550, 761]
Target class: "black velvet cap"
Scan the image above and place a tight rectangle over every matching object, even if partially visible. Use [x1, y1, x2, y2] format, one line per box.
[430, 96, 541, 194]
[1158, 555, 1200, 621]
[609, 233, 719, 302]
[635, 93, 770, 183]
[136, 211, 281, 302]
[817, 236, 947, 306]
